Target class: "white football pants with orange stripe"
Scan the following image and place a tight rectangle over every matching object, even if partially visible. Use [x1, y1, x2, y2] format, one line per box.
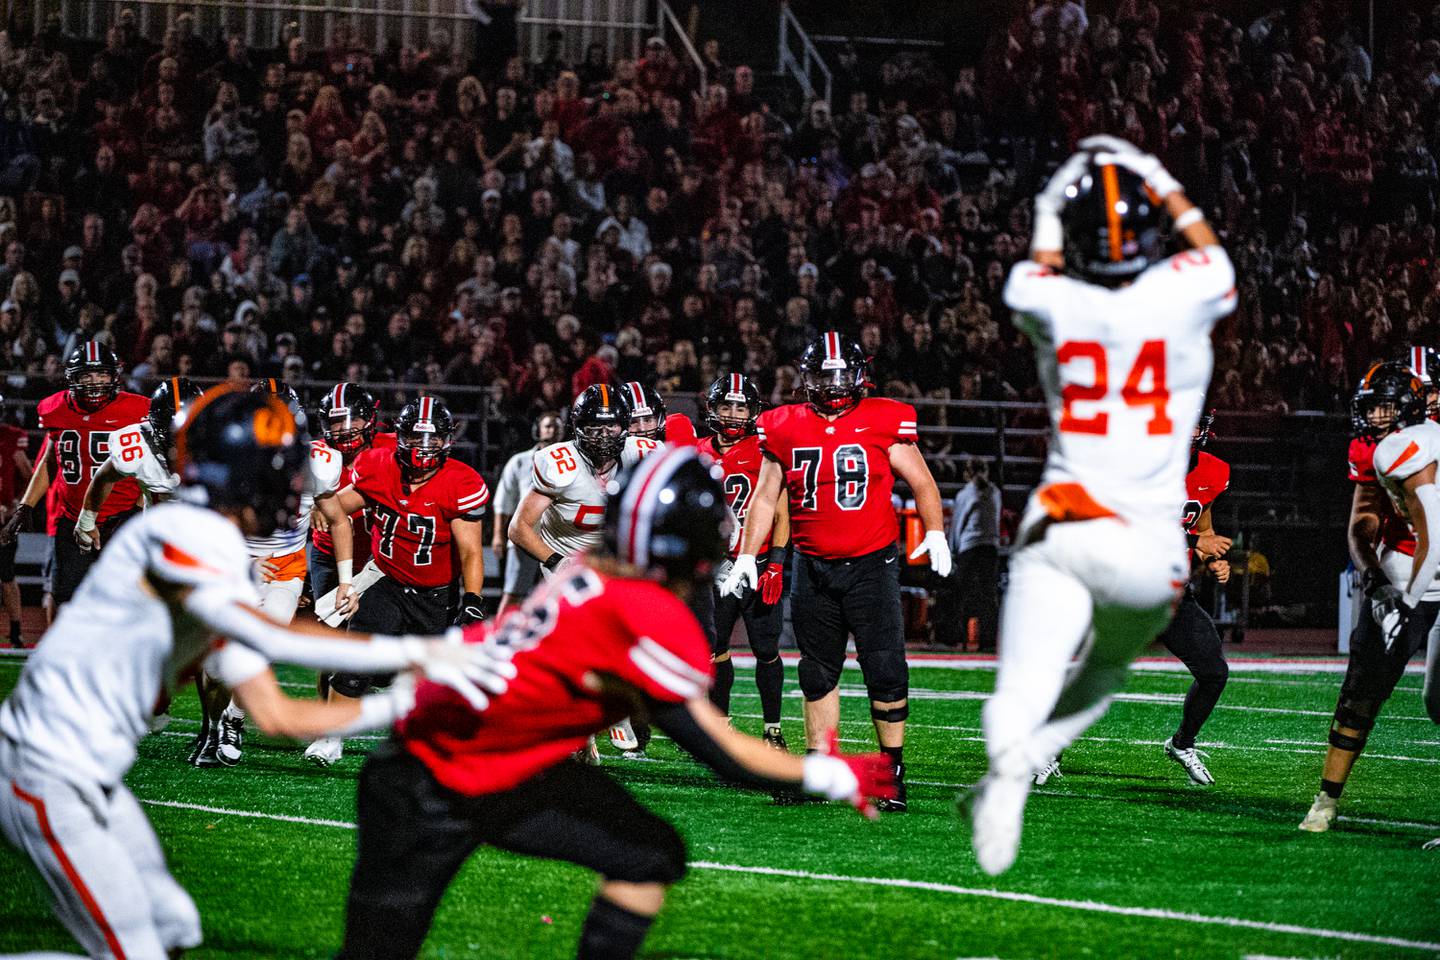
[982, 514, 1188, 778]
[0, 738, 200, 959]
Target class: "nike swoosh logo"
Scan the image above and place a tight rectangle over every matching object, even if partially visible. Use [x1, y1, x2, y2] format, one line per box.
[855, 427, 870, 432]
[885, 557, 896, 564]
[1197, 486, 1210, 491]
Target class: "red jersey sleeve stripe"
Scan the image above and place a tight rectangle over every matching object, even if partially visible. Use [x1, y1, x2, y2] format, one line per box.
[629, 645, 704, 700]
[636, 636, 709, 687]
[1386, 441, 1421, 476]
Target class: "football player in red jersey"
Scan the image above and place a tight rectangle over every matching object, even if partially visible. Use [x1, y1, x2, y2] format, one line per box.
[719, 334, 950, 812]
[618, 380, 698, 446]
[312, 396, 489, 766]
[696, 373, 790, 746]
[0, 393, 32, 646]
[1, 343, 149, 606]
[336, 448, 896, 960]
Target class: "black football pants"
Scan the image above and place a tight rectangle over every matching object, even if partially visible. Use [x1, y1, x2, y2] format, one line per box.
[1156, 588, 1229, 750]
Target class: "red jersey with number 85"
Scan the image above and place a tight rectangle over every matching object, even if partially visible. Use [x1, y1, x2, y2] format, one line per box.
[398, 562, 711, 795]
[349, 446, 489, 588]
[757, 398, 917, 559]
[36, 389, 150, 521]
[1003, 245, 1236, 526]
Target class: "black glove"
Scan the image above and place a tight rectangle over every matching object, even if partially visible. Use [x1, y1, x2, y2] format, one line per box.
[1360, 566, 1389, 600]
[0, 504, 33, 546]
[453, 592, 487, 627]
[542, 552, 564, 572]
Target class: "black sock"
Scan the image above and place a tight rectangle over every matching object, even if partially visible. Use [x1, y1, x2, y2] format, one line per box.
[881, 745, 904, 768]
[577, 896, 655, 960]
[755, 655, 783, 724]
[707, 658, 734, 716]
[1321, 778, 1344, 800]
[8, 619, 18, 644]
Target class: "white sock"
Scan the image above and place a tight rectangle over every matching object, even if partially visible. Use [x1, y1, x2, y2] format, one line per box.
[224, 700, 245, 720]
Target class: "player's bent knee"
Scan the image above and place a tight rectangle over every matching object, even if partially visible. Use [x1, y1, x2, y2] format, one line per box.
[329, 672, 372, 698]
[859, 650, 908, 704]
[870, 703, 909, 723]
[615, 824, 687, 886]
[1329, 698, 1379, 752]
[797, 657, 840, 700]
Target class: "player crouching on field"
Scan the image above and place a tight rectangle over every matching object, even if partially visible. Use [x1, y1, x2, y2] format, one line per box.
[337, 448, 895, 960]
[0, 386, 514, 960]
[1299, 363, 1440, 833]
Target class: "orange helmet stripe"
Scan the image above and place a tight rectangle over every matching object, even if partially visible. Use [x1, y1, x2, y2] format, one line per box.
[1101, 164, 1123, 263]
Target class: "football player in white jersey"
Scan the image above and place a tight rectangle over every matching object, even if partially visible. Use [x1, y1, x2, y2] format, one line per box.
[508, 383, 660, 758]
[967, 136, 1236, 875]
[74, 377, 203, 549]
[0, 386, 514, 960]
[194, 379, 359, 768]
[491, 411, 563, 618]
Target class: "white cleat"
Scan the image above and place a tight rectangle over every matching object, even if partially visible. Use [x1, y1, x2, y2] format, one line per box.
[1423, 838, 1440, 851]
[216, 707, 245, 766]
[575, 735, 601, 765]
[148, 713, 172, 734]
[1298, 793, 1338, 833]
[609, 719, 639, 752]
[1164, 738, 1214, 785]
[969, 772, 1033, 876]
[304, 737, 344, 767]
[1033, 756, 1063, 786]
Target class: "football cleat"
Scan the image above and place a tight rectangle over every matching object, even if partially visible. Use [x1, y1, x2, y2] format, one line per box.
[609, 718, 640, 751]
[1423, 837, 1440, 851]
[875, 762, 907, 813]
[574, 736, 601, 766]
[304, 737, 344, 767]
[763, 726, 789, 752]
[1033, 756, 1063, 786]
[1298, 793, 1339, 833]
[1164, 738, 1214, 785]
[148, 713, 172, 734]
[962, 754, 1034, 876]
[216, 707, 245, 766]
[189, 723, 222, 768]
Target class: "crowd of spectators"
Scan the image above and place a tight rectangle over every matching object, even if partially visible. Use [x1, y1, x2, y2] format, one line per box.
[0, 1, 1430, 469]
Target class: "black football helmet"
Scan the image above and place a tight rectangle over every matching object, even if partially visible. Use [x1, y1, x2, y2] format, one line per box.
[252, 377, 302, 409]
[173, 385, 306, 537]
[394, 395, 454, 478]
[318, 382, 378, 456]
[570, 384, 627, 465]
[704, 373, 762, 442]
[621, 380, 667, 441]
[148, 376, 203, 459]
[65, 341, 121, 412]
[602, 446, 731, 585]
[1352, 361, 1426, 440]
[1403, 345, 1440, 420]
[1060, 158, 1164, 283]
[1192, 409, 1216, 451]
[799, 333, 868, 416]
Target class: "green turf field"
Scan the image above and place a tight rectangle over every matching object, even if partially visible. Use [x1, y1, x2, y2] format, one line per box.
[1, 656, 1437, 959]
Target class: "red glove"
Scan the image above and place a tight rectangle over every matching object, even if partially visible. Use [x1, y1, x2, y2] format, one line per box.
[802, 729, 897, 819]
[757, 562, 783, 605]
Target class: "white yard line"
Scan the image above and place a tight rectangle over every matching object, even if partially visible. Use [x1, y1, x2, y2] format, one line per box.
[134, 798, 1440, 953]
[723, 653, 1423, 676]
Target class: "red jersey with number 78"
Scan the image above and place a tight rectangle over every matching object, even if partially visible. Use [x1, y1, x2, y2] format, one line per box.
[398, 562, 711, 795]
[1003, 245, 1236, 525]
[35, 389, 150, 521]
[348, 446, 489, 588]
[756, 398, 917, 559]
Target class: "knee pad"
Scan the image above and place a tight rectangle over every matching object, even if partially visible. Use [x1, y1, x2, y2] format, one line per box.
[870, 704, 909, 723]
[797, 656, 840, 701]
[861, 649, 908, 705]
[329, 672, 373, 699]
[625, 823, 687, 886]
[1329, 698, 1379, 752]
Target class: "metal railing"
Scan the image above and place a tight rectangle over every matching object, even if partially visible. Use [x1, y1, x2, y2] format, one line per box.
[777, 1, 831, 106]
[656, 0, 705, 96]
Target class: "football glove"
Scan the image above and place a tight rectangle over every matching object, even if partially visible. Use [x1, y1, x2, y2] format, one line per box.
[757, 552, 784, 605]
[1090, 147, 1182, 200]
[453, 592, 486, 627]
[718, 553, 759, 598]
[908, 530, 952, 578]
[800, 729, 898, 820]
[1370, 585, 1411, 651]
[0, 503, 32, 546]
[403, 629, 517, 712]
[1033, 151, 1091, 251]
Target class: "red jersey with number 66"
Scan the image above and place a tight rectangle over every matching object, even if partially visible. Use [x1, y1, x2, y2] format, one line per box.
[1003, 245, 1236, 526]
[349, 446, 489, 588]
[697, 433, 772, 557]
[36, 389, 150, 521]
[757, 398, 917, 559]
[398, 562, 711, 795]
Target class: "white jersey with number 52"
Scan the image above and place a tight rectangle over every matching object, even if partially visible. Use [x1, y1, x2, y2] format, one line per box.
[530, 436, 661, 557]
[245, 440, 344, 559]
[1004, 245, 1236, 526]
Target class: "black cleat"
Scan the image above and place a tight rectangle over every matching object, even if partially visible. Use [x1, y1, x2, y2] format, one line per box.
[216, 710, 245, 766]
[189, 723, 222, 767]
[762, 727, 789, 752]
[875, 762, 907, 813]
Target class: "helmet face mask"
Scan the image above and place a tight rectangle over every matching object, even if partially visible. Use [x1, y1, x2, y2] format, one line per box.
[318, 382, 378, 457]
[325, 411, 374, 455]
[148, 377, 202, 464]
[1352, 362, 1426, 441]
[704, 373, 762, 440]
[571, 384, 627, 464]
[66, 343, 121, 412]
[799, 335, 868, 416]
[394, 396, 454, 479]
[576, 422, 625, 463]
[621, 381, 666, 441]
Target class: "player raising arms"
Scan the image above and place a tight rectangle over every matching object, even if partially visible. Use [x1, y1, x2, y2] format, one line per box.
[697, 373, 790, 745]
[490, 411, 563, 618]
[720, 334, 951, 812]
[308, 396, 490, 766]
[1, 343, 149, 607]
[0, 386, 513, 960]
[336, 448, 894, 960]
[968, 137, 1235, 875]
[1299, 363, 1440, 831]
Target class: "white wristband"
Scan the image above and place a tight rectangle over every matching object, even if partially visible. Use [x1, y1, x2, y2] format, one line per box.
[1032, 209, 1063, 253]
[76, 509, 97, 533]
[336, 559, 353, 585]
[336, 676, 417, 735]
[1172, 207, 1204, 231]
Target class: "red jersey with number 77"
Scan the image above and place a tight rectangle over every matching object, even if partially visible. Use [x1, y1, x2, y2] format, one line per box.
[756, 398, 917, 559]
[1003, 245, 1236, 525]
[348, 446, 489, 589]
[35, 389, 150, 521]
[398, 562, 711, 795]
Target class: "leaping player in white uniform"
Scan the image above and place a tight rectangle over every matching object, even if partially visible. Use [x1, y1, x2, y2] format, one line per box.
[192, 379, 359, 768]
[967, 136, 1236, 875]
[507, 383, 661, 759]
[0, 386, 514, 960]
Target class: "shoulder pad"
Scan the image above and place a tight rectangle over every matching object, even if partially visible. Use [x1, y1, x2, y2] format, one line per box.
[308, 441, 344, 492]
[534, 441, 582, 490]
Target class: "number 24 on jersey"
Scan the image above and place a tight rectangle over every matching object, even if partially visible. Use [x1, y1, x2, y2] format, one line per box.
[1057, 339, 1172, 436]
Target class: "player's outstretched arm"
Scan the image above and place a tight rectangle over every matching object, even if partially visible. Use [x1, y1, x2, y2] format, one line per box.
[893, 444, 952, 578]
[75, 458, 123, 551]
[316, 490, 356, 615]
[508, 488, 559, 567]
[228, 663, 417, 740]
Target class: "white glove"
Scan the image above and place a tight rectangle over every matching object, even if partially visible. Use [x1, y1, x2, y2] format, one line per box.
[402, 629, 518, 711]
[1033, 151, 1091, 251]
[801, 752, 859, 802]
[1091, 148, 1182, 200]
[718, 553, 759, 598]
[908, 530, 952, 578]
[1369, 585, 1411, 651]
[1077, 134, 1142, 156]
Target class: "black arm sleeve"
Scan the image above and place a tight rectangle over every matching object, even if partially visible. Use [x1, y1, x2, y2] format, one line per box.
[647, 697, 797, 793]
